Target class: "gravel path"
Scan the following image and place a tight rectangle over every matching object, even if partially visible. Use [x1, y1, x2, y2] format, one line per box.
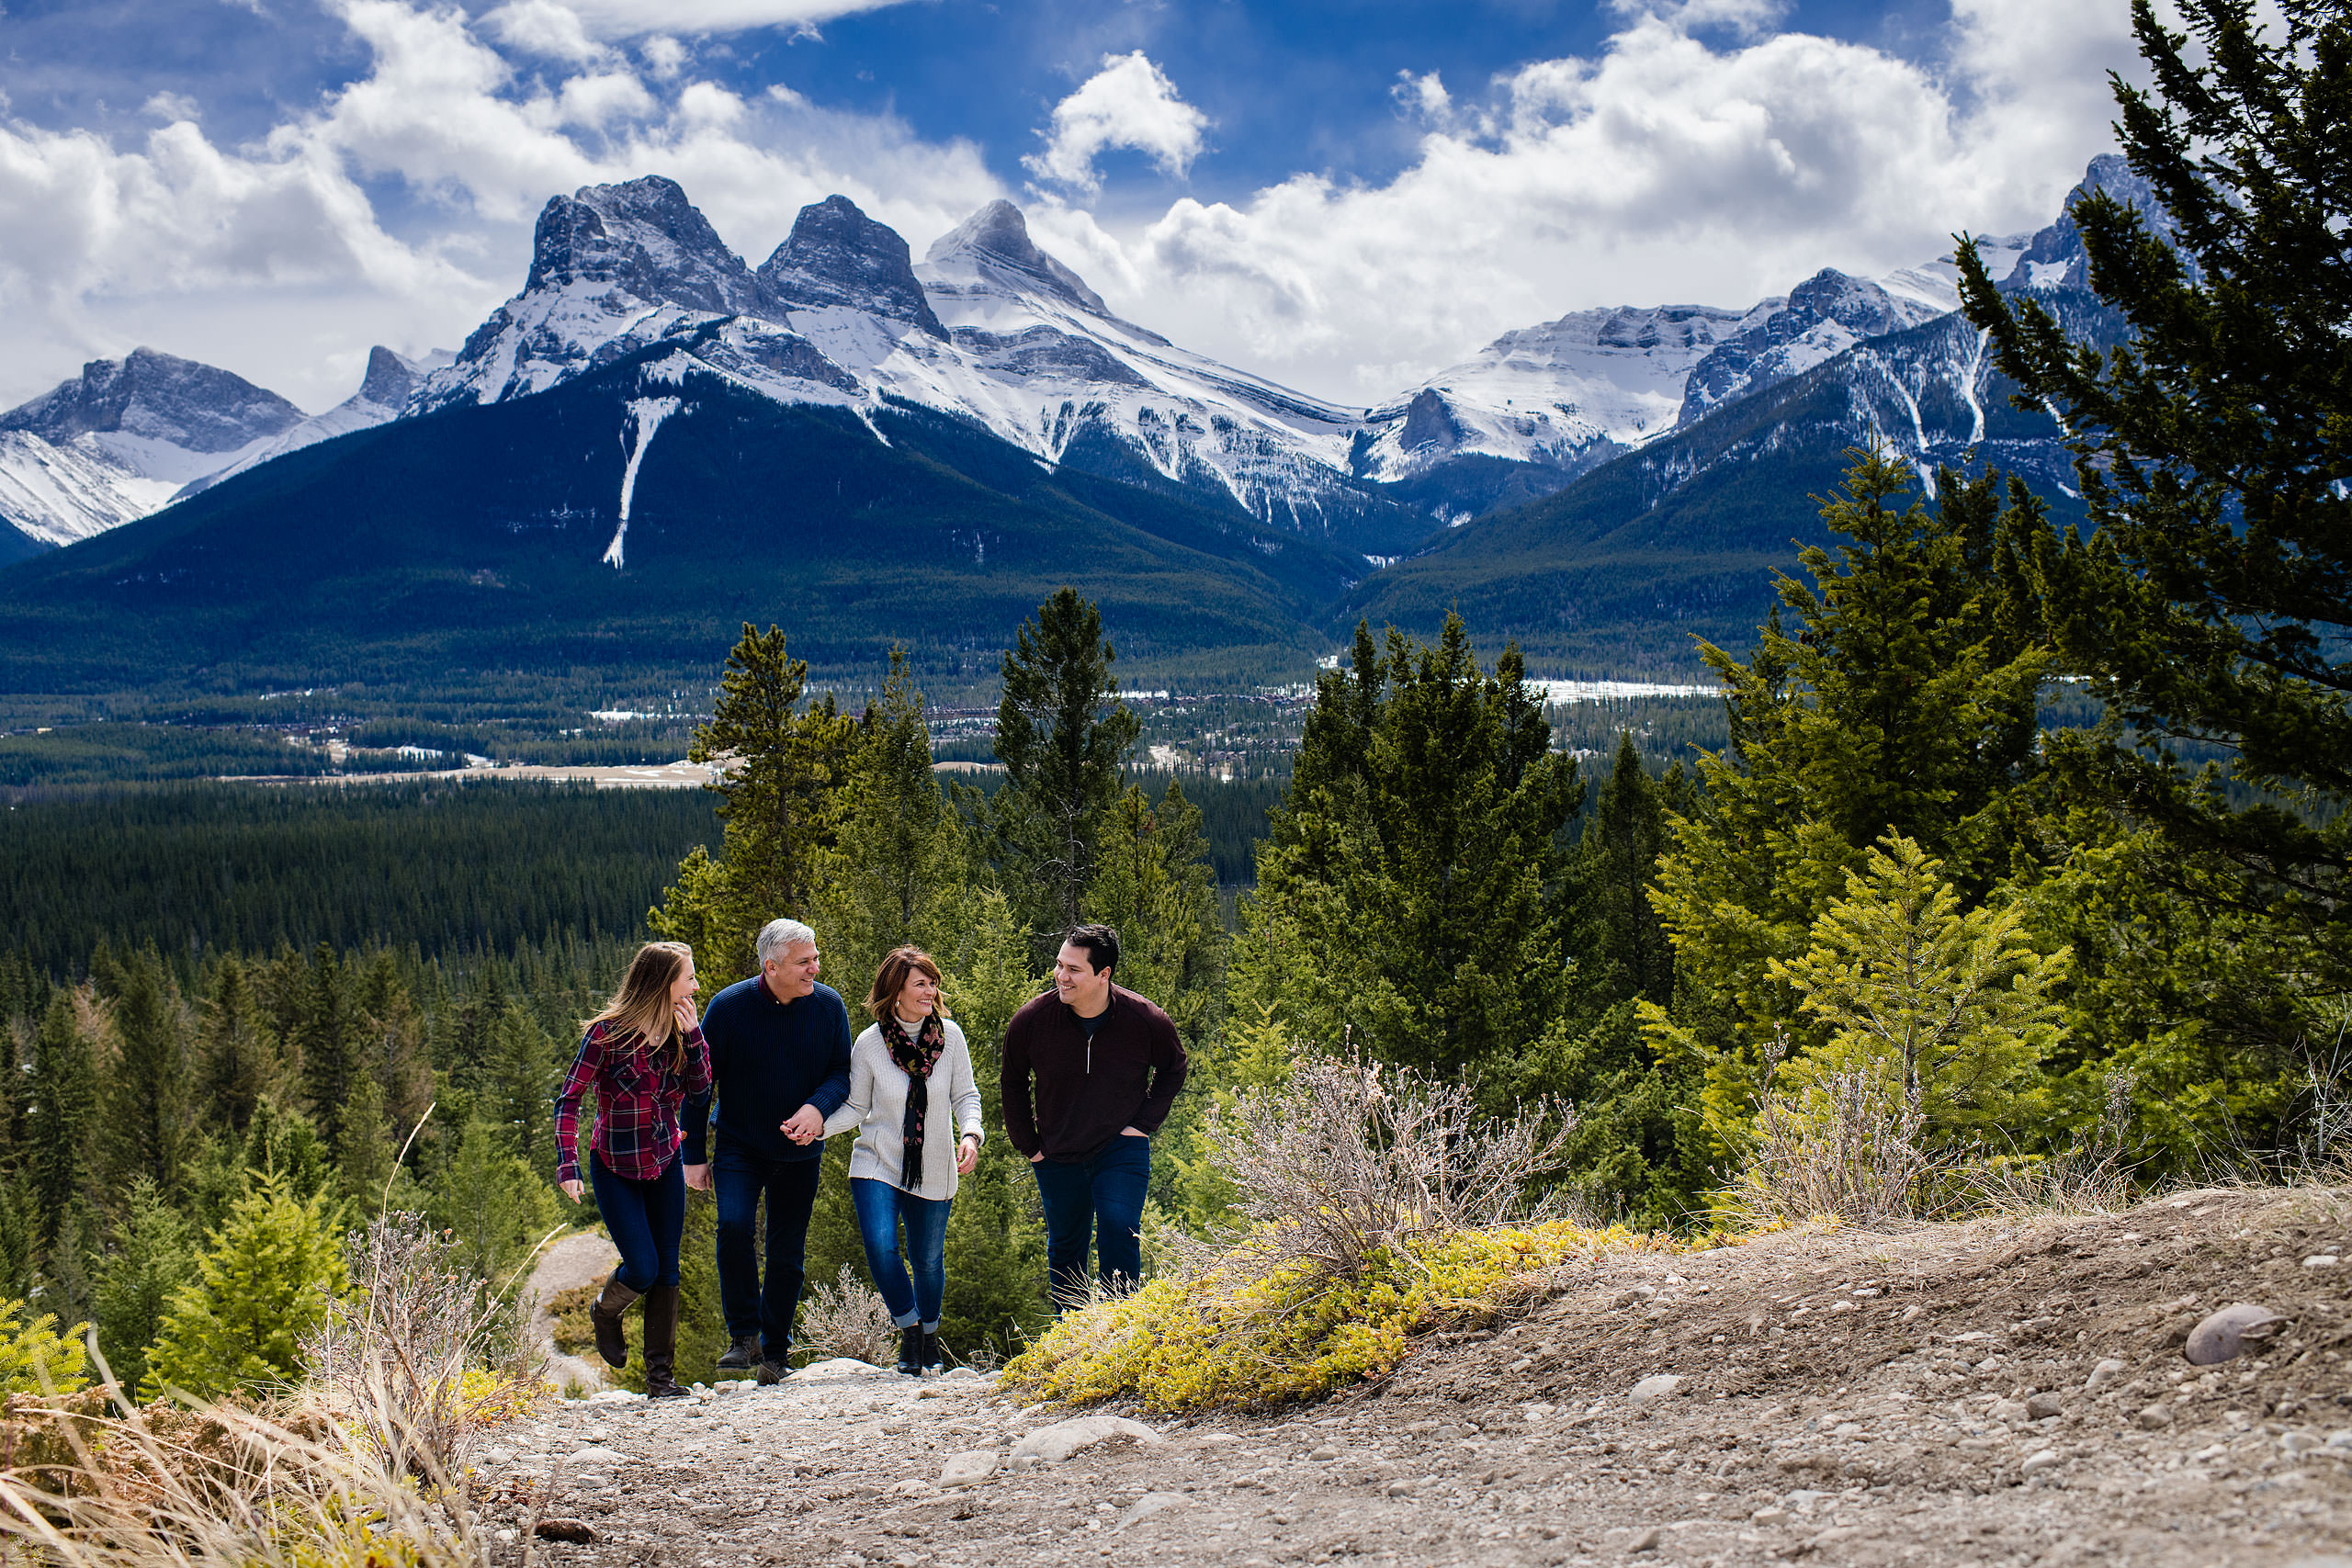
[474, 1188, 2352, 1567]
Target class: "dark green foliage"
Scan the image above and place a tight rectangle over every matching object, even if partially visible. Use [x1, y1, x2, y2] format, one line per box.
[1238, 615, 1584, 1086]
[196, 957, 276, 1135]
[694, 624, 855, 931]
[25, 997, 96, 1246]
[1641, 450, 2053, 1148]
[293, 944, 361, 1148]
[1957, 0, 2352, 1074]
[105, 947, 193, 1190]
[0, 781, 718, 974]
[92, 1177, 197, 1395]
[989, 590, 1143, 941]
[0, 724, 335, 786]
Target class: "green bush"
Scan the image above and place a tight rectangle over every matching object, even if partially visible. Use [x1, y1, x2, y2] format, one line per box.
[141, 1173, 346, 1404]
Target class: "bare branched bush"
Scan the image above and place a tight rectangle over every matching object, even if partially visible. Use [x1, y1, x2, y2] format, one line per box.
[1724, 1032, 1928, 1228]
[0, 1355, 492, 1566]
[300, 1211, 547, 1481]
[1939, 1068, 2139, 1216]
[795, 1266, 899, 1367]
[1191, 1054, 1576, 1282]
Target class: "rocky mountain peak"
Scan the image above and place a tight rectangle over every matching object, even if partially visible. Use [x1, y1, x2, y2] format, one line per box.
[0, 346, 304, 454]
[525, 175, 767, 318]
[922, 199, 1108, 314]
[759, 196, 946, 340]
[357, 346, 429, 409]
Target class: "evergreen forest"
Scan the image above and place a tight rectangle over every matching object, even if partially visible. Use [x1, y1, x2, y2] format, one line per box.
[0, 0, 2341, 1410]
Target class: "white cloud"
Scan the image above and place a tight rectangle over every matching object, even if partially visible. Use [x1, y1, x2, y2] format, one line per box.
[640, 35, 689, 79]
[0, 0, 999, 409]
[142, 92, 202, 122]
[483, 0, 606, 62]
[1023, 51, 1209, 196]
[1028, 0, 2141, 401]
[535, 0, 910, 38]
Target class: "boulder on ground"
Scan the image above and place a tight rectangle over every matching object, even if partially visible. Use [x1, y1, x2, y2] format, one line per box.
[1009, 1415, 1162, 1464]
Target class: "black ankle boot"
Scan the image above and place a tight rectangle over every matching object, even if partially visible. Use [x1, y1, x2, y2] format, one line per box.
[921, 1328, 943, 1374]
[896, 1325, 922, 1376]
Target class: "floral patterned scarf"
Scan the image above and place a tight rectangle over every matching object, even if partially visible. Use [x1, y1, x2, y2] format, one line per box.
[879, 1010, 946, 1190]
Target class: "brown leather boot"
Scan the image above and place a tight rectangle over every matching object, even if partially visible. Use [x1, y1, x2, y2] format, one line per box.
[642, 1284, 687, 1399]
[588, 1272, 640, 1369]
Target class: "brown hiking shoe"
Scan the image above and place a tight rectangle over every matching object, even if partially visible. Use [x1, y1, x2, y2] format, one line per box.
[588, 1272, 640, 1370]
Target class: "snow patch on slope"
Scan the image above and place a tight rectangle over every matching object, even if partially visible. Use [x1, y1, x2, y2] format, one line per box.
[604, 396, 683, 569]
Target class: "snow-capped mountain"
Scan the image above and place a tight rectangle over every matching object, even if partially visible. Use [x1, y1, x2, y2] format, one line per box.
[416, 180, 1397, 547]
[186, 346, 454, 496]
[0, 347, 306, 547]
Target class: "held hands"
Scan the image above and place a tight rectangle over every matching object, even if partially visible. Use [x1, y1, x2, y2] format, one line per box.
[560, 1179, 583, 1204]
[956, 1134, 980, 1176]
[779, 1104, 825, 1145]
[683, 1163, 712, 1191]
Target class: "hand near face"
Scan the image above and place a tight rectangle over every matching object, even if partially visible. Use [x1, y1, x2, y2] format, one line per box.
[673, 996, 701, 1036]
[956, 1134, 980, 1176]
[780, 1104, 824, 1144]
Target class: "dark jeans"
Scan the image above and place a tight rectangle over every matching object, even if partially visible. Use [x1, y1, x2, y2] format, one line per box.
[1032, 1134, 1149, 1312]
[712, 1143, 822, 1359]
[590, 1152, 684, 1292]
[850, 1178, 951, 1331]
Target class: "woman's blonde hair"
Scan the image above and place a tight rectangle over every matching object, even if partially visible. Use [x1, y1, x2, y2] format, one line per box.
[864, 945, 944, 1023]
[586, 941, 696, 1070]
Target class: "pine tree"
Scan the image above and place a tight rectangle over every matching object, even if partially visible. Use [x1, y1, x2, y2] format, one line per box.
[424, 1117, 560, 1287]
[141, 1171, 345, 1404]
[678, 623, 855, 974]
[1767, 835, 2071, 1139]
[24, 995, 96, 1248]
[293, 943, 360, 1147]
[1238, 614, 1583, 1087]
[107, 947, 193, 1189]
[1956, 0, 2352, 1087]
[355, 951, 433, 1133]
[334, 1074, 398, 1212]
[989, 589, 1141, 942]
[196, 955, 277, 1135]
[816, 647, 969, 1008]
[480, 1000, 557, 1165]
[92, 1177, 197, 1396]
[1639, 450, 2052, 1146]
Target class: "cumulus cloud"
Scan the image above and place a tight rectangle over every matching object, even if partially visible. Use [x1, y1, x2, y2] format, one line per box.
[536, 0, 908, 39]
[0, 0, 998, 409]
[1028, 0, 2142, 401]
[1023, 51, 1209, 195]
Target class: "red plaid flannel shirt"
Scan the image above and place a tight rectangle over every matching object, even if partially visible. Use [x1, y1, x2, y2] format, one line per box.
[553, 1021, 713, 1184]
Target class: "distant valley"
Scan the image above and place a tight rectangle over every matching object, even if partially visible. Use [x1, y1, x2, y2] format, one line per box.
[0, 155, 2150, 710]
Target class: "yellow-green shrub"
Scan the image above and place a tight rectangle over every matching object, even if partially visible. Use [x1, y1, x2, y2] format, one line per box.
[1003, 1221, 1678, 1412]
[0, 1297, 88, 1395]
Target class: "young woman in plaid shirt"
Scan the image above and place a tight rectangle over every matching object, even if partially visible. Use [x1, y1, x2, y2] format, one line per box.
[555, 939, 713, 1398]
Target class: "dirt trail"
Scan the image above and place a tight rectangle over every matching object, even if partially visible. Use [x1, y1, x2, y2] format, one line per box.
[479, 1187, 2352, 1567]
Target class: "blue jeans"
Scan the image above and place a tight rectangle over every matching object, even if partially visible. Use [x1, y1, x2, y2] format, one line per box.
[1032, 1134, 1149, 1312]
[850, 1178, 951, 1331]
[590, 1152, 684, 1292]
[713, 1145, 823, 1359]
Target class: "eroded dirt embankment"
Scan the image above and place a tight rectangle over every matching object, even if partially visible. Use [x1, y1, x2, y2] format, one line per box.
[479, 1187, 2352, 1568]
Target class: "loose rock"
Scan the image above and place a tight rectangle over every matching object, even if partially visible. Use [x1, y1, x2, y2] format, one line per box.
[1008, 1415, 1162, 1464]
[1628, 1374, 1682, 1404]
[2185, 1303, 2284, 1366]
[936, 1450, 1000, 1489]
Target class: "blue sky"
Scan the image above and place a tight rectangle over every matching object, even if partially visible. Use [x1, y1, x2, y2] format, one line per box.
[0, 0, 2142, 410]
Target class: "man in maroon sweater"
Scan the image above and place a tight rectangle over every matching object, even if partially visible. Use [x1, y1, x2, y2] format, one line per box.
[1001, 924, 1189, 1311]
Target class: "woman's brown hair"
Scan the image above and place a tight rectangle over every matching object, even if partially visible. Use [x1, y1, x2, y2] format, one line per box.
[585, 941, 696, 1070]
[865, 945, 944, 1022]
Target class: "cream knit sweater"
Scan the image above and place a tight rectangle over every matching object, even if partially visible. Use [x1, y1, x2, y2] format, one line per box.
[820, 1017, 985, 1201]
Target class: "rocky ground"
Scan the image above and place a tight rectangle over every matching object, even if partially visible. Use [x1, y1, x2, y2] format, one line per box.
[474, 1186, 2352, 1567]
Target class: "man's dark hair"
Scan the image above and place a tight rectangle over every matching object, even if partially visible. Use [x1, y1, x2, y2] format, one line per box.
[1061, 924, 1119, 977]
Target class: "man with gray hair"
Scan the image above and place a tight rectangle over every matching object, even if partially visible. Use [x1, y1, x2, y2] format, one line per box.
[681, 919, 852, 1382]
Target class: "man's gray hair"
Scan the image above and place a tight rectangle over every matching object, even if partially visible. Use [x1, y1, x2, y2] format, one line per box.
[756, 919, 817, 964]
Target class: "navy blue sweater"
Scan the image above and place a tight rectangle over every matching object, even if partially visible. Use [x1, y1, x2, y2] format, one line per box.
[682, 976, 854, 1165]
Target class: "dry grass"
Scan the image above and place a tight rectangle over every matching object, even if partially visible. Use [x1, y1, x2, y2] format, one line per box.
[795, 1266, 899, 1367]
[0, 1359, 496, 1567]
[1187, 1053, 1578, 1284]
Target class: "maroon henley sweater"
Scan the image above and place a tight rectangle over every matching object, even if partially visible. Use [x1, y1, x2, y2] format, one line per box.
[1001, 984, 1189, 1162]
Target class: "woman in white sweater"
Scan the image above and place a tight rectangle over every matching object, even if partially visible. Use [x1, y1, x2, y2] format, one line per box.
[822, 945, 984, 1376]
